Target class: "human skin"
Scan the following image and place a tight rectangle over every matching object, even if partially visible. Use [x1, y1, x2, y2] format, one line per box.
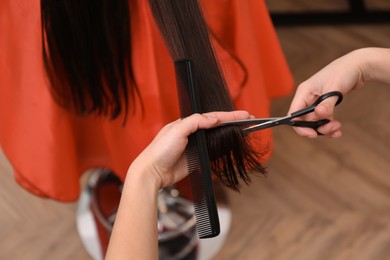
[105, 110, 252, 259]
[288, 47, 390, 138]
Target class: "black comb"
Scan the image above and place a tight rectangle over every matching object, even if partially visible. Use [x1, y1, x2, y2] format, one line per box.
[174, 59, 220, 239]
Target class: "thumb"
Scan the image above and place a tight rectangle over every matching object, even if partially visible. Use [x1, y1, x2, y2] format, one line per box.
[314, 96, 339, 119]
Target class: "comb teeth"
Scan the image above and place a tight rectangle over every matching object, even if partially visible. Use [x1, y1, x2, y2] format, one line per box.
[186, 132, 220, 238]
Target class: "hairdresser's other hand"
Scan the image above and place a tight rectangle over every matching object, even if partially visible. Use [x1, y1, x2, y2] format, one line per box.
[288, 49, 366, 138]
[128, 111, 252, 190]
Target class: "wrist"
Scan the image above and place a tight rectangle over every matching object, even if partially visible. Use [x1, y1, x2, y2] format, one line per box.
[124, 161, 161, 197]
[357, 47, 390, 84]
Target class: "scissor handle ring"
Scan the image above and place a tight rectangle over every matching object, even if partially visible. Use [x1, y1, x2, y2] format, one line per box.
[291, 91, 343, 118]
[312, 91, 343, 107]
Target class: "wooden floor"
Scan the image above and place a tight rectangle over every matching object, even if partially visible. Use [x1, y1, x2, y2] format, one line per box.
[1, 1, 390, 260]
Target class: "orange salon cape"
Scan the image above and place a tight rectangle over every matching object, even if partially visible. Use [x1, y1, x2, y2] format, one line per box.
[0, 0, 293, 201]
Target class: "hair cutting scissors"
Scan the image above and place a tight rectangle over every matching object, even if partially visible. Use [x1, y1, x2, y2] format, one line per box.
[221, 91, 343, 134]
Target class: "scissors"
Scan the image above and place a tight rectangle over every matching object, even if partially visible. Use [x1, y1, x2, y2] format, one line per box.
[221, 91, 343, 134]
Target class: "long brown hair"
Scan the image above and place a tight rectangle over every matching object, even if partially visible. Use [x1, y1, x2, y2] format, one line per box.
[40, 0, 267, 190]
[149, 0, 267, 190]
[41, 0, 139, 119]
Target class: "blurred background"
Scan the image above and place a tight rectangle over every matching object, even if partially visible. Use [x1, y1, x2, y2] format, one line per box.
[1, 0, 390, 259]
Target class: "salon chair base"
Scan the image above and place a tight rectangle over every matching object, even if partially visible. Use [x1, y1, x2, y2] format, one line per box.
[76, 169, 231, 260]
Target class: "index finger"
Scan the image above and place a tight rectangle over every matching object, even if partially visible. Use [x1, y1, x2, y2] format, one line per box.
[177, 110, 252, 137]
[288, 89, 322, 137]
[288, 87, 320, 116]
[203, 110, 251, 122]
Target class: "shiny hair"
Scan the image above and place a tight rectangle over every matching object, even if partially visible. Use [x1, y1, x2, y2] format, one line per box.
[41, 0, 139, 119]
[149, 0, 267, 190]
[40, 0, 267, 190]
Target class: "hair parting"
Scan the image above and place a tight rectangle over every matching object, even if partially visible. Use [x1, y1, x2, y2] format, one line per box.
[41, 0, 140, 119]
[149, 0, 267, 190]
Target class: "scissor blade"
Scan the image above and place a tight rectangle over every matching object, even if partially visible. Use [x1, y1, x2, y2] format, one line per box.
[243, 116, 293, 133]
[220, 118, 280, 127]
[243, 121, 277, 133]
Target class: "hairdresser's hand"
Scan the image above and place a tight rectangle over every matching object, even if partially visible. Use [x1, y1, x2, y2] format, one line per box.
[128, 111, 252, 189]
[288, 49, 366, 138]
